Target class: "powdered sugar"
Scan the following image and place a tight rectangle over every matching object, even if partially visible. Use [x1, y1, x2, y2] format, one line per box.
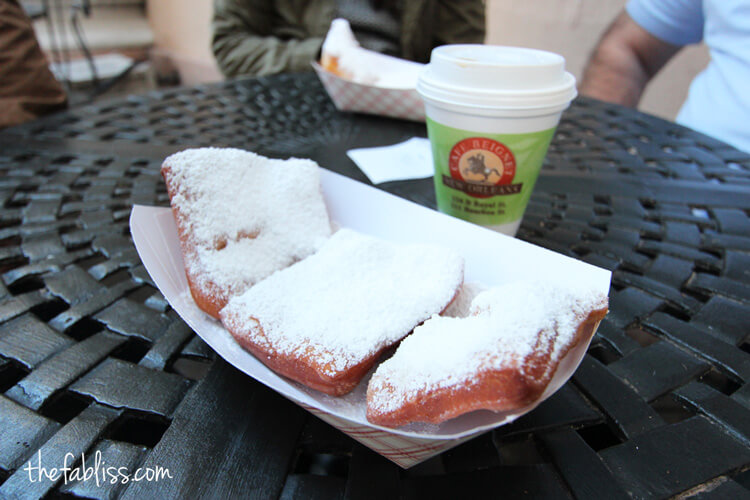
[321, 19, 377, 85]
[443, 282, 487, 318]
[163, 147, 331, 302]
[321, 19, 360, 59]
[320, 18, 421, 89]
[220, 228, 464, 377]
[368, 280, 607, 414]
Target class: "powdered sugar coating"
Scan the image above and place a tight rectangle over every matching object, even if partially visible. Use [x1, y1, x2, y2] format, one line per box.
[163, 147, 331, 303]
[443, 282, 487, 318]
[321, 19, 360, 58]
[220, 228, 464, 377]
[321, 18, 378, 84]
[368, 280, 608, 414]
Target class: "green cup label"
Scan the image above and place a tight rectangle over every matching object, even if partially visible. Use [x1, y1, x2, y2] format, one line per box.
[427, 118, 556, 227]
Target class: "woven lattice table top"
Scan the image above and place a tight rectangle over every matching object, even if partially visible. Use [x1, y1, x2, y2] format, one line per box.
[0, 73, 748, 498]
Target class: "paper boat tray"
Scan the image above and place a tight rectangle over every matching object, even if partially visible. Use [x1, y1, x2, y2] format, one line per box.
[130, 168, 611, 468]
[312, 61, 426, 122]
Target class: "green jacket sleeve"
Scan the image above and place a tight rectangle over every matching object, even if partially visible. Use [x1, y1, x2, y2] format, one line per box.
[212, 0, 324, 78]
[433, 0, 486, 46]
[401, 0, 485, 63]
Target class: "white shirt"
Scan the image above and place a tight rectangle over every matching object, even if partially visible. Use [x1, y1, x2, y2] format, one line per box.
[627, 0, 750, 152]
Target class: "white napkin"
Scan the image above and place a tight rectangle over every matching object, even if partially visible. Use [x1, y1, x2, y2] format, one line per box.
[347, 137, 434, 184]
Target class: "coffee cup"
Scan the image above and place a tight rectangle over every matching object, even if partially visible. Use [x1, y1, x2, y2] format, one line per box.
[417, 45, 576, 236]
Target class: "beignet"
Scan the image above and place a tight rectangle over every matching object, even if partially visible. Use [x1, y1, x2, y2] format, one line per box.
[366, 281, 608, 427]
[161, 147, 332, 318]
[219, 229, 464, 396]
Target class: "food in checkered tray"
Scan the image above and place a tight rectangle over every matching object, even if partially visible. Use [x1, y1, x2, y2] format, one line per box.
[319, 18, 422, 89]
[162, 147, 607, 424]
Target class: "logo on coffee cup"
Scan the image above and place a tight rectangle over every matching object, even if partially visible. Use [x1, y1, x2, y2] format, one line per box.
[443, 138, 522, 198]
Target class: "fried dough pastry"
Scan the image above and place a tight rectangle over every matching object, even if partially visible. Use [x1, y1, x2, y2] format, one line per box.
[161, 147, 331, 318]
[366, 281, 608, 427]
[220, 229, 464, 396]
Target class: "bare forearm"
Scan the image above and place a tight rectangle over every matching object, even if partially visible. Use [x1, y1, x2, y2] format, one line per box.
[580, 40, 650, 107]
[580, 11, 680, 107]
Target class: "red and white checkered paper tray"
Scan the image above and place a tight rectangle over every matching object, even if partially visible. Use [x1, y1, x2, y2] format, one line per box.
[312, 54, 426, 122]
[131, 169, 611, 469]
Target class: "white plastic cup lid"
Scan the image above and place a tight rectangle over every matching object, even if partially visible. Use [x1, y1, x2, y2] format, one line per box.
[417, 45, 577, 111]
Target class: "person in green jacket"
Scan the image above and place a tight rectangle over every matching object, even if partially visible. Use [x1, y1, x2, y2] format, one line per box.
[212, 0, 486, 78]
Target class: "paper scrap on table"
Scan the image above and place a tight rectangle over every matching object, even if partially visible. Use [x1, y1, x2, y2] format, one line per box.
[347, 137, 434, 184]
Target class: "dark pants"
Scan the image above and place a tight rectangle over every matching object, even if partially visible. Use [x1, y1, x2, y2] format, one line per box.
[0, 0, 67, 129]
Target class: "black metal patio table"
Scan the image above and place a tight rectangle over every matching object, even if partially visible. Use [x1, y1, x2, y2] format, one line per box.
[0, 72, 748, 499]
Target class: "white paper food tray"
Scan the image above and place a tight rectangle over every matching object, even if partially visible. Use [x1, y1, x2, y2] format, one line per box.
[130, 168, 611, 468]
[312, 58, 425, 122]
